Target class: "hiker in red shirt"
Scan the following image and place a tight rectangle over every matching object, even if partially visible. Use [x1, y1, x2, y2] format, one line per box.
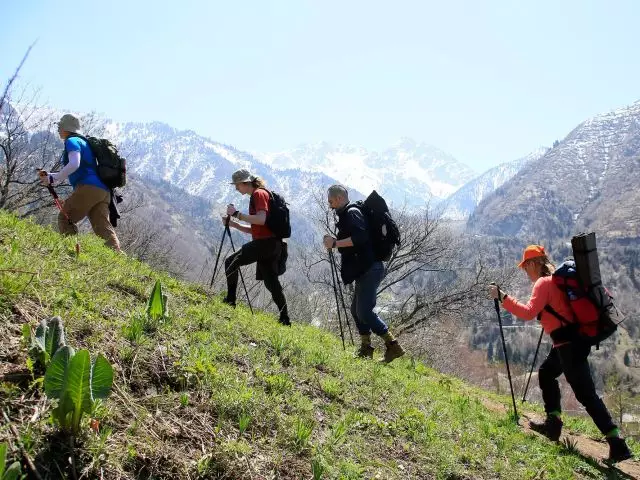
[222, 169, 290, 326]
[488, 245, 631, 463]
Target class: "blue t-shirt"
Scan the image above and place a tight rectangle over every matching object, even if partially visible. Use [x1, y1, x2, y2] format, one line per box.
[64, 137, 108, 191]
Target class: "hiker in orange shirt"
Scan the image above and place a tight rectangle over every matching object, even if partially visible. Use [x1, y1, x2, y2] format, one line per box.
[488, 245, 631, 463]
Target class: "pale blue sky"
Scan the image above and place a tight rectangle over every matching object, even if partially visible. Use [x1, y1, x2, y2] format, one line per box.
[2, 0, 639, 171]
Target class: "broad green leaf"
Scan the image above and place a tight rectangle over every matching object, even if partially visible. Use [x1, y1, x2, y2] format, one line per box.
[162, 294, 168, 317]
[44, 316, 66, 360]
[0, 441, 6, 477]
[32, 318, 47, 355]
[91, 354, 114, 401]
[44, 346, 75, 399]
[3, 461, 21, 480]
[65, 349, 92, 432]
[21, 323, 31, 344]
[146, 280, 165, 321]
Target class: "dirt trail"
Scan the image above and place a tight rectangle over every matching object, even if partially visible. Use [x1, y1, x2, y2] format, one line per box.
[481, 398, 640, 479]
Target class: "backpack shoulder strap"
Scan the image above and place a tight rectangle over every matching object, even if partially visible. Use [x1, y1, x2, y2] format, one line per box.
[345, 202, 363, 214]
[345, 204, 366, 224]
[250, 188, 271, 210]
[65, 133, 89, 144]
[253, 187, 271, 197]
[64, 133, 82, 151]
[544, 305, 572, 325]
[63, 134, 94, 167]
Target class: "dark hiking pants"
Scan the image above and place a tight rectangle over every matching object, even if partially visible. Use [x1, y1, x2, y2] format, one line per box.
[224, 238, 289, 321]
[538, 339, 616, 435]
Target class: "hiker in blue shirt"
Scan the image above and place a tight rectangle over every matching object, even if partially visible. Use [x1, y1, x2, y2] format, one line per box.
[38, 114, 120, 251]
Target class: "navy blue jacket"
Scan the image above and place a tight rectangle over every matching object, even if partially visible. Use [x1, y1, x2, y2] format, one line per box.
[335, 203, 374, 284]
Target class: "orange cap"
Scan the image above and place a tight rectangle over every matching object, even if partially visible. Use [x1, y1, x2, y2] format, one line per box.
[517, 245, 546, 268]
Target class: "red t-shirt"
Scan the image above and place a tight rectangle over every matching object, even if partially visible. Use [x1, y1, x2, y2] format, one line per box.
[249, 189, 274, 240]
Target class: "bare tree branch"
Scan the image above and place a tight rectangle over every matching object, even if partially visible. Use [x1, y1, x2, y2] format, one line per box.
[0, 42, 35, 113]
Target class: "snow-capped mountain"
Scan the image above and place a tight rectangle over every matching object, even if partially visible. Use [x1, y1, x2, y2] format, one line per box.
[101, 121, 352, 212]
[256, 138, 477, 208]
[468, 100, 640, 239]
[442, 147, 548, 219]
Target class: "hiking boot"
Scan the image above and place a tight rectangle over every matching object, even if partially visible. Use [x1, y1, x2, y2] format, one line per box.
[355, 344, 374, 359]
[382, 341, 405, 363]
[278, 315, 292, 327]
[606, 437, 632, 463]
[529, 415, 563, 441]
[222, 297, 236, 308]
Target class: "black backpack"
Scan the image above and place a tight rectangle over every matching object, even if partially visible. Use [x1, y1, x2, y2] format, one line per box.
[67, 134, 127, 189]
[252, 188, 291, 239]
[353, 190, 400, 261]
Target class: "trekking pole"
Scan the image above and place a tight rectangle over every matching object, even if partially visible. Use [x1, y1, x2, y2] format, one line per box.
[328, 250, 346, 350]
[224, 218, 254, 315]
[522, 328, 544, 403]
[491, 283, 518, 420]
[329, 250, 354, 345]
[328, 250, 349, 347]
[209, 218, 229, 288]
[40, 175, 80, 256]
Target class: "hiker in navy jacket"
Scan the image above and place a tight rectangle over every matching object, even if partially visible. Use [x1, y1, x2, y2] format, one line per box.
[323, 185, 404, 363]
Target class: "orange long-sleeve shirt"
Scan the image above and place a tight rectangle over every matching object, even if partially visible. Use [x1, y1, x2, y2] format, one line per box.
[502, 276, 573, 344]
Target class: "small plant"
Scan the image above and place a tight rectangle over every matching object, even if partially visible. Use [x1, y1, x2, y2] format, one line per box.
[329, 419, 348, 448]
[265, 373, 293, 395]
[221, 438, 251, 456]
[320, 377, 343, 399]
[293, 418, 314, 451]
[146, 280, 168, 323]
[122, 314, 145, 343]
[338, 461, 365, 479]
[238, 412, 251, 435]
[196, 453, 214, 475]
[270, 331, 287, 356]
[180, 392, 190, 407]
[44, 346, 114, 435]
[311, 457, 325, 480]
[25, 316, 66, 370]
[561, 436, 579, 454]
[310, 349, 330, 369]
[438, 376, 453, 391]
[0, 443, 21, 480]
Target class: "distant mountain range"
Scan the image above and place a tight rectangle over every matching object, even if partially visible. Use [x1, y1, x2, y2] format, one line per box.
[442, 148, 548, 220]
[255, 138, 477, 208]
[7, 98, 639, 250]
[468, 100, 640, 241]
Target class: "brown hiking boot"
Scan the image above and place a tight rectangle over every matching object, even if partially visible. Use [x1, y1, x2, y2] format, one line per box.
[529, 415, 562, 442]
[356, 344, 374, 359]
[382, 341, 405, 363]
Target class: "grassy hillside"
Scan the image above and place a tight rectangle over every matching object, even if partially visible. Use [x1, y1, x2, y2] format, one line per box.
[0, 211, 636, 479]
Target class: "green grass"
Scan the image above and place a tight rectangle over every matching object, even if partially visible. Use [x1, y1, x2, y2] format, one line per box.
[0, 210, 637, 479]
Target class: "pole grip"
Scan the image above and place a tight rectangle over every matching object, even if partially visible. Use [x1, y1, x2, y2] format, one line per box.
[491, 282, 501, 312]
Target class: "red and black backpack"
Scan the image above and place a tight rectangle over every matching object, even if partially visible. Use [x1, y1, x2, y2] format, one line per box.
[545, 233, 621, 348]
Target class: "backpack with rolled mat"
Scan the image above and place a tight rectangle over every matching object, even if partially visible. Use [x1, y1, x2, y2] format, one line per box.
[545, 232, 620, 348]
